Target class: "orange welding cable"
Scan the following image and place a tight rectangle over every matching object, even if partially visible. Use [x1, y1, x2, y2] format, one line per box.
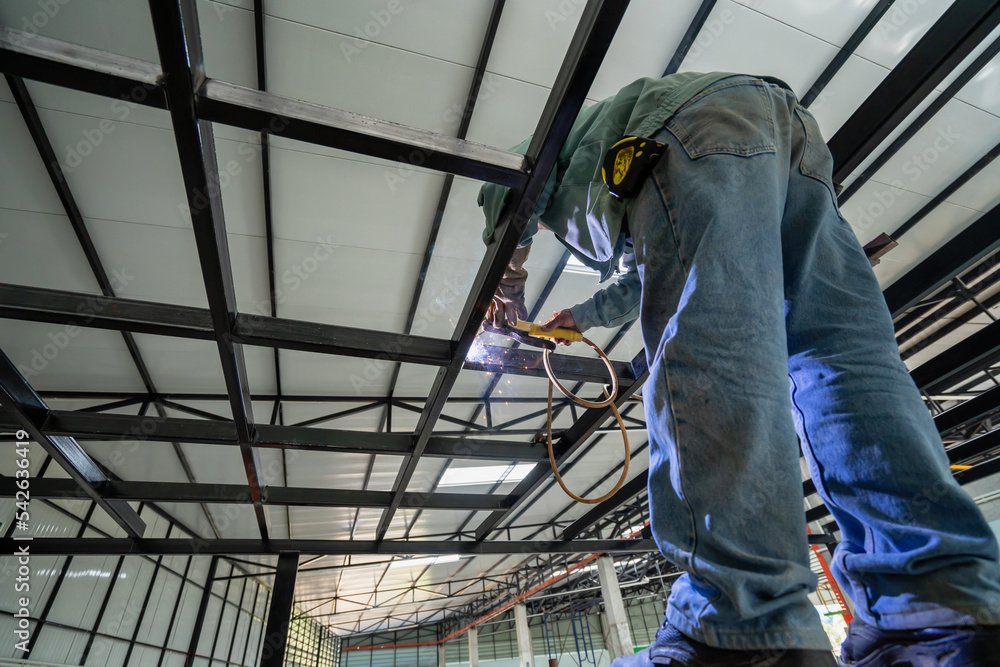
[542, 336, 630, 504]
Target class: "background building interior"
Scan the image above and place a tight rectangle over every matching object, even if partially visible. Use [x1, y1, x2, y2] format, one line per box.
[1, 0, 1000, 665]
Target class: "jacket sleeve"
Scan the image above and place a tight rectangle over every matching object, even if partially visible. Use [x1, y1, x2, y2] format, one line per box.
[478, 136, 555, 248]
[568, 243, 641, 332]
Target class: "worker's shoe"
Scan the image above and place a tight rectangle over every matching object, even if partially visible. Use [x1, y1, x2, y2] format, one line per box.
[609, 622, 835, 667]
[838, 616, 1000, 666]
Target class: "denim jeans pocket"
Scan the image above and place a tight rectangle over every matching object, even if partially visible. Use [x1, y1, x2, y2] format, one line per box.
[665, 80, 777, 159]
[793, 105, 838, 203]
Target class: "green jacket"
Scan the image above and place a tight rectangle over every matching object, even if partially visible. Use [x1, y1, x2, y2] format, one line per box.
[478, 72, 735, 331]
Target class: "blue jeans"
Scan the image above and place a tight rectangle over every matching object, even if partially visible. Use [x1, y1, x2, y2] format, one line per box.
[626, 76, 1000, 651]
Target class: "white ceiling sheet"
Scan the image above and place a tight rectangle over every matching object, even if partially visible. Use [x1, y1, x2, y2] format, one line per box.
[589, 0, 703, 100]
[486, 0, 583, 91]
[265, 0, 494, 68]
[808, 53, 891, 141]
[0, 319, 144, 391]
[285, 450, 389, 489]
[0, 208, 101, 293]
[286, 506, 359, 540]
[405, 456, 450, 495]
[270, 236, 418, 333]
[348, 507, 388, 541]
[33, 101, 190, 232]
[464, 74, 551, 150]
[264, 12, 473, 135]
[853, 100, 1000, 201]
[202, 501, 265, 538]
[676, 0, 839, 97]
[175, 440, 256, 485]
[127, 333, 275, 395]
[0, 0, 158, 62]
[0, 101, 64, 215]
[741, 0, 881, 48]
[198, 0, 259, 89]
[81, 439, 190, 484]
[852, 0, 951, 71]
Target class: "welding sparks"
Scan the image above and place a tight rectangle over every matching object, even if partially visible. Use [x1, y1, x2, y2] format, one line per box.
[466, 337, 491, 364]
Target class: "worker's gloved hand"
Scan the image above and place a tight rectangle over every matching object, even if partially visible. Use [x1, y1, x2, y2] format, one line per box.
[540, 309, 580, 346]
[486, 245, 530, 327]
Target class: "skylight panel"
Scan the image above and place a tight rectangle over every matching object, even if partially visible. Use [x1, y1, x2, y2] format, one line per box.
[388, 555, 464, 570]
[438, 463, 536, 487]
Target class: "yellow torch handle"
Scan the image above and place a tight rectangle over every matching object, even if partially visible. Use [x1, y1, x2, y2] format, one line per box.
[512, 321, 584, 342]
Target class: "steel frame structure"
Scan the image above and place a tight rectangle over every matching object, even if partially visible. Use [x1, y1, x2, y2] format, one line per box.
[2, 0, 1000, 650]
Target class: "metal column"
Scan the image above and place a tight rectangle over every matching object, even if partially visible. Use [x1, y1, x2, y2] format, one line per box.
[596, 556, 633, 658]
[439, 642, 447, 667]
[261, 551, 300, 667]
[468, 627, 479, 667]
[514, 603, 534, 667]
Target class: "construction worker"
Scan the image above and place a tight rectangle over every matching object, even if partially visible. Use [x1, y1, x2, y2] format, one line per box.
[480, 73, 1000, 666]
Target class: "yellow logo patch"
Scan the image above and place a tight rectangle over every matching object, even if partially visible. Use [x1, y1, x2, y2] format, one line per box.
[613, 145, 634, 185]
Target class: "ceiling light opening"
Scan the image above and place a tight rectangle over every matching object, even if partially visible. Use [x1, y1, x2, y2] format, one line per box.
[439, 463, 535, 487]
[388, 555, 464, 570]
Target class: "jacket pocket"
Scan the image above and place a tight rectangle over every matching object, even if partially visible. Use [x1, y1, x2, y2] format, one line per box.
[665, 80, 777, 159]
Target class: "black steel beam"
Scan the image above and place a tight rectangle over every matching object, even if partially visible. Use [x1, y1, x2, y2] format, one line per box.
[0, 408, 550, 462]
[196, 79, 526, 188]
[562, 471, 649, 540]
[0, 350, 145, 537]
[0, 477, 515, 511]
[0, 25, 526, 189]
[260, 552, 299, 667]
[890, 139, 1000, 239]
[0, 538, 658, 556]
[801, 0, 895, 108]
[838, 33, 1000, 204]
[934, 385, 1000, 435]
[233, 311, 453, 364]
[827, 0, 1000, 183]
[5, 70, 224, 543]
[463, 343, 633, 383]
[910, 320, 1000, 394]
[663, 0, 717, 76]
[0, 283, 623, 381]
[474, 350, 649, 540]
[381, 0, 507, 436]
[946, 427, 1000, 466]
[374, 0, 633, 542]
[148, 0, 269, 539]
[0, 26, 166, 107]
[184, 556, 219, 667]
[883, 202, 1000, 317]
[35, 390, 580, 404]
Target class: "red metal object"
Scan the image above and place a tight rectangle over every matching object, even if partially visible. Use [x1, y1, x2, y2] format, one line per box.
[807, 528, 853, 624]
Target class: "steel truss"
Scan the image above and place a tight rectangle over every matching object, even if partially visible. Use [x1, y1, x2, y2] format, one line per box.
[2, 0, 1000, 645]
